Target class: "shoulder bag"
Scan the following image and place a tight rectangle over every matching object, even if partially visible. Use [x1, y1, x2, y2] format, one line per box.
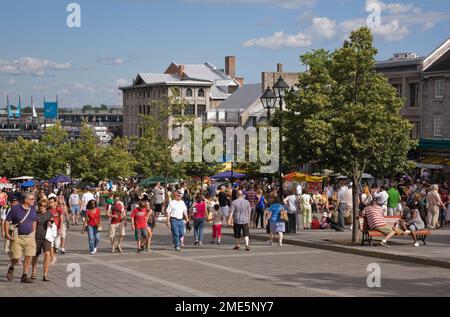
[10, 208, 32, 238]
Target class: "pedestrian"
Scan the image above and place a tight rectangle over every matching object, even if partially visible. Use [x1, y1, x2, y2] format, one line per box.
[336, 183, 348, 230]
[218, 185, 230, 226]
[131, 200, 149, 253]
[1, 197, 20, 264]
[145, 200, 155, 252]
[57, 194, 69, 254]
[31, 199, 52, 282]
[373, 185, 389, 216]
[299, 192, 312, 230]
[265, 195, 286, 246]
[228, 190, 251, 251]
[283, 190, 299, 233]
[5, 192, 38, 283]
[387, 183, 401, 216]
[152, 182, 165, 221]
[427, 184, 444, 229]
[245, 185, 258, 229]
[107, 194, 126, 253]
[69, 188, 81, 226]
[48, 197, 64, 263]
[81, 187, 94, 222]
[166, 190, 189, 251]
[255, 189, 267, 229]
[192, 193, 206, 246]
[210, 204, 223, 245]
[81, 200, 101, 255]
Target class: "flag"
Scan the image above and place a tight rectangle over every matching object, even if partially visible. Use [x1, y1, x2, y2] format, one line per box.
[44, 102, 58, 119]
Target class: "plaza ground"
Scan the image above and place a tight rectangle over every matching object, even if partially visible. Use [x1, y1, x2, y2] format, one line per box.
[1, 218, 450, 297]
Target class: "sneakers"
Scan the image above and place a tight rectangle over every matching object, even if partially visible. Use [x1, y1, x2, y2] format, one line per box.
[94, 247, 97, 253]
[194, 241, 198, 246]
[233, 246, 240, 250]
[61, 249, 66, 255]
[210, 240, 215, 244]
[217, 241, 221, 245]
[245, 246, 250, 251]
[380, 241, 390, 248]
[198, 241, 203, 246]
[90, 251, 96, 255]
[279, 242, 283, 247]
[413, 242, 420, 247]
[175, 247, 181, 251]
[20, 274, 33, 283]
[404, 230, 411, 235]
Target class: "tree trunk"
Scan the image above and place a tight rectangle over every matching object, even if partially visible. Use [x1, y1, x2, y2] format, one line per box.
[352, 172, 361, 243]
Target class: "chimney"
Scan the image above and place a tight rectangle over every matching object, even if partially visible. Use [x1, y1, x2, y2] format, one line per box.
[235, 77, 244, 86]
[277, 63, 283, 73]
[178, 65, 185, 78]
[225, 56, 236, 78]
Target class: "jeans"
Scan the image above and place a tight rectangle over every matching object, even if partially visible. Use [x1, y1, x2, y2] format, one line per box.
[193, 218, 205, 242]
[87, 226, 100, 252]
[255, 207, 265, 229]
[170, 218, 184, 248]
[338, 203, 346, 229]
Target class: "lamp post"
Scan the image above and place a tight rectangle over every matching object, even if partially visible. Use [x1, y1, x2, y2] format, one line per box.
[260, 76, 290, 198]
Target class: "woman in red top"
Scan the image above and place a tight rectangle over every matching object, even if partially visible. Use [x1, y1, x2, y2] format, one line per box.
[192, 193, 207, 246]
[82, 200, 101, 255]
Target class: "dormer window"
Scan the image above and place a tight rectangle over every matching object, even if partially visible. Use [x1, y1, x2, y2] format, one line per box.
[186, 88, 193, 97]
[198, 89, 205, 98]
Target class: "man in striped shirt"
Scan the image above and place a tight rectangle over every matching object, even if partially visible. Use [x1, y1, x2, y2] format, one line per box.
[362, 200, 396, 247]
[245, 185, 258, 229]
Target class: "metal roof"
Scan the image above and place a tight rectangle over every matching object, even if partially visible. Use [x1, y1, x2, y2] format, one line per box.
[375, 57, 424, 69]
[138, 73, 179, 84]
[218, 84, 262, 110]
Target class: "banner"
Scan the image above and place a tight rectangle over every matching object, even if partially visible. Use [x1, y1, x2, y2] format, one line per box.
[7, 105, 20, 118]
[44, 102, 58, 119]
[306, 181, 323, 194]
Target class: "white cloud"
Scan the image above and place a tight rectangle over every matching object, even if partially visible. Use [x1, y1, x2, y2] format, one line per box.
[243, 31, 312, 49]
[0, 57, 70, 76]
[308, 17, 336, 39]
[181, 0, 315, 9]
[116, 78, 129, 87]
[97, 57, 125, 65]
[366, 0, 418, 14]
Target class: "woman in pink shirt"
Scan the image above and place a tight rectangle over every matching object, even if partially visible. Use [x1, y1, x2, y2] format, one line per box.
[192, 193, 207, 246]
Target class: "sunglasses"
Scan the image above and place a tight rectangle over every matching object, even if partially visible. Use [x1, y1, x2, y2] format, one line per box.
[39, 205, 48, 208]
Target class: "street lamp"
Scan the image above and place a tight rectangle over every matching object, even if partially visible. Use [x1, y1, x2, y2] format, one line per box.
[260, 86, 278, 122]
[260, 76, 290, 198]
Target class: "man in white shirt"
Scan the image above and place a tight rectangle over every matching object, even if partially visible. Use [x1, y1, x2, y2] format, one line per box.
[69, 189, 81, 226]
[373, 186, 389, 216]
[166, 190, 189, 251]
[81, 188, 95, 221]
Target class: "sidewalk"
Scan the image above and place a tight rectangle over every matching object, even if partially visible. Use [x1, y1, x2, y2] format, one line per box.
[221, 226, 450, 269]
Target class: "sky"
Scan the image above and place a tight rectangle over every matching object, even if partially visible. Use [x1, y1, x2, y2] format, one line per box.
[0, 0, 450, 108]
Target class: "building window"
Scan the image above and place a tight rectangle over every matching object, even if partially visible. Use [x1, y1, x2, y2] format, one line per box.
[198, 89, 205, 98]
[393, 84, 402, 97]
[186, 88, 193, 97]
[139, 105, 142, 114]
[435, 79, 444, 99]
[197, 105, 206, 117]
[184, 104, 195, 115]
[411, 122, 419, 140]
[409, 83, 419, 108]
[433, 115, 442, 137]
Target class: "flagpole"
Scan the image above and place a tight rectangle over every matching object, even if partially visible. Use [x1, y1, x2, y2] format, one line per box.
[44, 95, 46, 131]
[31, 96, 35, 138]
[6, 95, 10, 140]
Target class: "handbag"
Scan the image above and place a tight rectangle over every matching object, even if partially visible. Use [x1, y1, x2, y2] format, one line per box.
[280, 209, 289, 223]
[10, 207, 32, 238]
[205, 211, 213, 222]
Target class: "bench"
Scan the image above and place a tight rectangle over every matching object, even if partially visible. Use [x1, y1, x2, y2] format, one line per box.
[358, 216, 431, 247]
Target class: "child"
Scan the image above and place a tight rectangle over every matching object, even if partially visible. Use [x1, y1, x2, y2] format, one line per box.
[210, 204, 223, 245]
[311, 216, 321, 230]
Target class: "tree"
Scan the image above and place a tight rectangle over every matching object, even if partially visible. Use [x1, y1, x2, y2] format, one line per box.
[102, 137, 137, 180]
[284, 27, 417, 242]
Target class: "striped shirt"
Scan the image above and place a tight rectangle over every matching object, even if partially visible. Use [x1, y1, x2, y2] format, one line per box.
[245, 190, 258, 209]
[363, 205, 386, 229]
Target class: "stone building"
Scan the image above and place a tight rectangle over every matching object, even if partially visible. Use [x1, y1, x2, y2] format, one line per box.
[119, 56, 242, 138]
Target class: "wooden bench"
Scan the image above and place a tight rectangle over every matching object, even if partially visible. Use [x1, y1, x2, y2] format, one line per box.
[358, 216, 431, 247]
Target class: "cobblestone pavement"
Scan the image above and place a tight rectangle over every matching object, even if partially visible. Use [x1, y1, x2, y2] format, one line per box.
[1, 219, 450, 297]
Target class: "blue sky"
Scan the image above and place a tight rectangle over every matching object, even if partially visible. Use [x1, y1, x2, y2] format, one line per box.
[1, 0, 450, 107]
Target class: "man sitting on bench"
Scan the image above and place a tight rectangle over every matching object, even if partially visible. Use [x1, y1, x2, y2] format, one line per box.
[363, 200, 401, 248]
[398, 209, 425, 247]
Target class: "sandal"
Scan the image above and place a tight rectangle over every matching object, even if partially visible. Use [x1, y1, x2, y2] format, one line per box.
[31, 273, 37, 280]
[6, 266, 14, 282]
[43, 276, 50, 282]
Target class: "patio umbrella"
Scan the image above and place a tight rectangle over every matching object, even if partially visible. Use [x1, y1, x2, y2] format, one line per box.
[48, 174, 71, 183]
[211, 171, 246, 180]
[0, 177, 9, 184]
[21, 180, 38, 188]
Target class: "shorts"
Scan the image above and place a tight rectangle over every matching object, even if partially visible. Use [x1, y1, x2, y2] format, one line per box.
[233, 223, 249, 239]
[220, 206, 229, 219]
[407, 224, 419, 233]
[10, 234, 36, 259]
[134, 228, 148, 241]
[269, 221, 286, 234]
[375, 224, 394, 236]
[35, 238, 52, 256]
[154, 204, 162, 213]
[4, 239, 10, 253]
[147, 221, 155, 229]
[109, 222, 126, 239]
[71, 205, 80, 215]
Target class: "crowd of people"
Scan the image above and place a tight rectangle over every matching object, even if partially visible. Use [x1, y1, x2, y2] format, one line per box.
[1, 171, 449, 283]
